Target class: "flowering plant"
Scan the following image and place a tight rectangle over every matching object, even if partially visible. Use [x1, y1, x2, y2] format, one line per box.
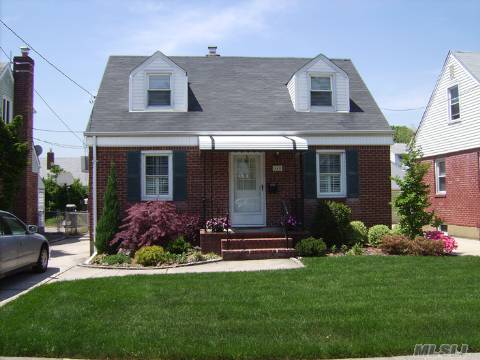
[281, 214, 298, 230]
[205, 217, 230, 232]
[424, 230, 458, 254]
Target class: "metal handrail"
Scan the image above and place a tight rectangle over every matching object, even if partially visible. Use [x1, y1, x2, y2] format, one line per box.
[281, 200, 290, 248]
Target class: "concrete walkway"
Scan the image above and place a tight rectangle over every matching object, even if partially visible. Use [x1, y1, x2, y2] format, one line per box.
[453, 237, 480, 256]
[55, 257, 304, 281]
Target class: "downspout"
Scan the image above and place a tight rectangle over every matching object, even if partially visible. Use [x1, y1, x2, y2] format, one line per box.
[91, 135, 97, 256]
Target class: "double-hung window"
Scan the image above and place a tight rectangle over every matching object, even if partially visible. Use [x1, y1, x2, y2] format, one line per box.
[142, 151, 173, 200]
[316, 151, 346, 197]
[147, 74, 171, 107]
[2, 97, 12, 124]
[448, 85, 460, 121]
[311, 76, 333, 107]
[435, 159, 446, 195]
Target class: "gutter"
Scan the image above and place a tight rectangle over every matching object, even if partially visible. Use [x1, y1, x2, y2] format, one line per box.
[84, 129, 394, 137]
[91, 135, 97, 256]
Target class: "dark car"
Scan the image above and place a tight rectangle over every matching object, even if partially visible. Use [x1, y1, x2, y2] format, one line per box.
[0, 211, 49, 278]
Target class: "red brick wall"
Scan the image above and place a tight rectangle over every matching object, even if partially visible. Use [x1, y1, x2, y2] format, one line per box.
[12, 53, 38, 225]
[89, 145, 391, 235]
[423, 149, 480, 229]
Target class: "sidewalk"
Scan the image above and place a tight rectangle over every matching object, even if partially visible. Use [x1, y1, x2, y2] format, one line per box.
[454, 237, 480, 256]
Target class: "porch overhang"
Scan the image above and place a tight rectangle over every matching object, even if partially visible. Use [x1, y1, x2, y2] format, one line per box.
[198, 136, 308, 150]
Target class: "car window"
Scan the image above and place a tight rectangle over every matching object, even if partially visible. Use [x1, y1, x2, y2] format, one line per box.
[2, 215, 26, 235]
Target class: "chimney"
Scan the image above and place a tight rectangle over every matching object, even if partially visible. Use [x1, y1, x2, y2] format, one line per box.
[207, 46, 219, 57]
[47, 150, 55, 170]
[13, 46, 37, 225]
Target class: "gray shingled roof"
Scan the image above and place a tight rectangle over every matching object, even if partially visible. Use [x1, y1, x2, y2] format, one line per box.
[454, 51, 480, 83]
[86, 55, 390, 134]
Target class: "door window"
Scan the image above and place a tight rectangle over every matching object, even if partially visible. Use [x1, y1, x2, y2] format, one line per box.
[2, 215, 26, 235]
[234, 155, 261, 213]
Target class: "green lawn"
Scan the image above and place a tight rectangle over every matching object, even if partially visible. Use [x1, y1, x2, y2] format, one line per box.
[1, 256, 479, 359]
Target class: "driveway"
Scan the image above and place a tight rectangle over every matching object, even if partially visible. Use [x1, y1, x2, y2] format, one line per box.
[454, 237, 480, 256]
[0, 235, 90, 306]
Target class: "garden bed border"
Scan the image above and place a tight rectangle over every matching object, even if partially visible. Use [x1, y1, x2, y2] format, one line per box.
[81, 258, 223, 270]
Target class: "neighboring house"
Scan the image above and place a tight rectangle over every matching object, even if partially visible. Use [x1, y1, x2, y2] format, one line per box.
[85, 47, 393, 256]
[40, 154, 89, 186]
[416, 51, 480, 239]
[390, 143, 408, 191]
[0, 48, 41, 227]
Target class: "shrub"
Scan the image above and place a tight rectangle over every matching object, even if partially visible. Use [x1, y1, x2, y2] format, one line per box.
[368, 225, 391, 247]
[205, 217, 229, 232]
[424, 230, 458, 255]
[310, 201, 352, 247]
[295, 237, 327, 257]
[95, 163, 120, 254]
[346, 243, 364, 256]
[407, 236, 444, 256]
[134, 246, 165, 266]
[102, 253, 131, 266]
[380, 234, 410, 255]
[111, 201, 199, 252]
[166, 236, 192, 255]
[348, 221, 368, 245]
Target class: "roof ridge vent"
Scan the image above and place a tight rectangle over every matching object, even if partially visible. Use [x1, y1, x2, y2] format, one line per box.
[207, 46, 220, 57]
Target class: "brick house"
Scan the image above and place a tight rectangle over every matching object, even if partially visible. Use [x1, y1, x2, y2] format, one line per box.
[416, 51, 480, 240]
[0, 47, 40, 228]
[85, 48, 393, 256]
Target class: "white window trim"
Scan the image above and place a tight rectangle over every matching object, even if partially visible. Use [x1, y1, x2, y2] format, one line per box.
[435, 158, 446, 195]
[145, 73, 173, 111]
[309, 73, 336, 112]
[141, 150, 173, 201]
[447, 84, 460, 123]
[316, 149, 346, 198]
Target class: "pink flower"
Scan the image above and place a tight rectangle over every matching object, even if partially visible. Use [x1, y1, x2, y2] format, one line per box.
[424, 230, 458, 255]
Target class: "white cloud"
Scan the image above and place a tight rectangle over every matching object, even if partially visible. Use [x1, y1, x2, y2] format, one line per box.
[114, 0, 292, 54]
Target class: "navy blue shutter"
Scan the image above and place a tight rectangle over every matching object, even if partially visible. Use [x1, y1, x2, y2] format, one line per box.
[346, 150, 359, 198]
[173, 151, 187, 201]
[303, 150, 317, 199]
[127, 151, 141, 202]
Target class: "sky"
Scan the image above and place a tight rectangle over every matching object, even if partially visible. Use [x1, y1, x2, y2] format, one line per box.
[0, 0, 479, 156]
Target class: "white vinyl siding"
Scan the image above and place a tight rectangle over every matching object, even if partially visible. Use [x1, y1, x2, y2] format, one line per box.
[435, 158, 446, 195]
[130, 52, 188, 112]
[287, 77, 296, 108]
[141, 151, 173, 200]
[416, 53, 480, 157]
[290, 57, 349, 112]
[316, 150, 346, 198]
[0, 66, 14, 123]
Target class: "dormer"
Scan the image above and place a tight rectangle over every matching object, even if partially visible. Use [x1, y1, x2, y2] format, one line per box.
[129, 51, 188, 112]
[287, 54, 349, 112]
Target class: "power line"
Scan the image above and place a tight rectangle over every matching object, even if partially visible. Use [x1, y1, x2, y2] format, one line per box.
[33, 137, 84, 149]
[34, 89, 85, 146]
[381, 106, 425, 112]
[0, 18, 96, 99]
[0, 45, 10, 62]
[34, 127, 83, 133]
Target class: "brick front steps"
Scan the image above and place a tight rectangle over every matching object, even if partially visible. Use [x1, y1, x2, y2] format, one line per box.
[200, 229, 305, 256]
[221, 237, 296, 260]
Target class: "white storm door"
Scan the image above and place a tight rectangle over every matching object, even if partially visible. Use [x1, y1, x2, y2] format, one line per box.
[230, 153, 265, 226]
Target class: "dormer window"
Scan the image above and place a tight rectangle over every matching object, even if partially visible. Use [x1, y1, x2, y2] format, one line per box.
[310, 76, 333, 107]
[148, 74, 171, 107]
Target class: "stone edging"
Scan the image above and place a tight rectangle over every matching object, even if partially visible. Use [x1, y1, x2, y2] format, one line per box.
[79, 258, 223, 270]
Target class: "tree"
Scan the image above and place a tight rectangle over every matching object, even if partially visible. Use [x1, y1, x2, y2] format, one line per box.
[391, 125, 415, 144]
[0, 116, 28, 210]
[393, 144, 440, 239]
[95, 162, 120, 254]
[43, 165, 88, 211]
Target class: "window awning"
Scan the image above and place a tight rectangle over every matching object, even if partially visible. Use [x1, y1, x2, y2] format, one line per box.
[198, 136, 308, 150]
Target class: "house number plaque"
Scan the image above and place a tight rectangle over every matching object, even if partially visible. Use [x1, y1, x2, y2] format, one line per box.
[272, 165, 283, 172]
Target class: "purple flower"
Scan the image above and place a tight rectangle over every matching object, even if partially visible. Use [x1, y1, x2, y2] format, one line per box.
[206, 217, 230, 232]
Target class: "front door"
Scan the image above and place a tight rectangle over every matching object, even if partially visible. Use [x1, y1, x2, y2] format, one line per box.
[230, 153, 265, 226]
